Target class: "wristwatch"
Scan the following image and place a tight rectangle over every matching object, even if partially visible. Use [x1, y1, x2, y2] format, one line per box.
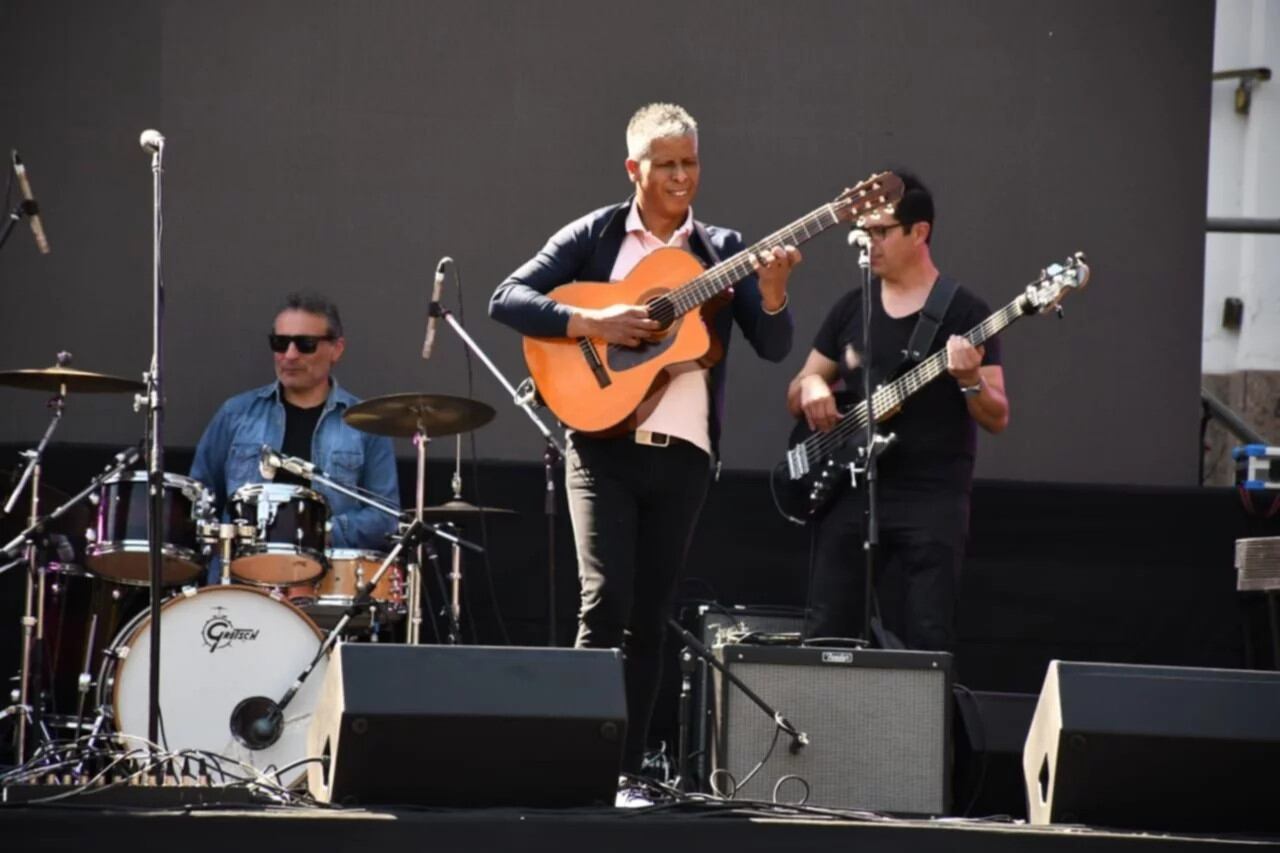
[960, 378, 984, 397]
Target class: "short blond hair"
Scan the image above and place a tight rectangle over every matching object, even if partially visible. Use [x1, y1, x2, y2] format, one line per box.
[626, 103, 698, 160]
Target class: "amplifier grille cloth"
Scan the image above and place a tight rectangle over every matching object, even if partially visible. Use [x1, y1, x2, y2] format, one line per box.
[718, 661, 945, 813]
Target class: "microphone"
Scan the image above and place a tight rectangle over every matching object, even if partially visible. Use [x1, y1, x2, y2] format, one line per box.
[258, 445, 280, 480]
[422, 256, 452, 360]
[260, 445, 316, 480]
[138, 129, 165, 153]
[848, 228, 870, 249]
[10, 151, 51, 254]
[229, 695, 284, 750]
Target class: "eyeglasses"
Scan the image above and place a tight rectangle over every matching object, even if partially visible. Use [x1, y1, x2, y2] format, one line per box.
[268, 334, 336, 354]
[866, 222, 908, 241]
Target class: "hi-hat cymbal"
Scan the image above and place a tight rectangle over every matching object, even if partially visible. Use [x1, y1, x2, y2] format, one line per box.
[343, 393, 495, 438]
[421, 499, 516, 522]
[0, 366, 144, 394]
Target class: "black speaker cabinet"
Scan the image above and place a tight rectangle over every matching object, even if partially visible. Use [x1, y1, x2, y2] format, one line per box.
[952, 689, 1037, 819]
[712, 645, 951, 814]
[307, 644, 626, 807]
[1024, 660, 1280, 832]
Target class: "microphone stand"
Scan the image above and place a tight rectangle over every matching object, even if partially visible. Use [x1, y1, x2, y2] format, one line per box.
[667, 617, 808, 791]
[0, 196, 38, 254]
[229, 520, 429, 752]
[428, 299, 565, 647]
[136, 133, 167, 762]
[849, 229, 894, 648]
[264, 449, 482, 554]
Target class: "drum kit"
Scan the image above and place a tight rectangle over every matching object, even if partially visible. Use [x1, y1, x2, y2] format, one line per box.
[0, 358, 510, 786]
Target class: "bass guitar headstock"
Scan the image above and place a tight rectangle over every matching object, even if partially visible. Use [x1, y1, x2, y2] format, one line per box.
[1024, 252, 1091, 315]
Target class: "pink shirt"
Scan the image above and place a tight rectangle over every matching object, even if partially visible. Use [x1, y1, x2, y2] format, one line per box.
[607, 201, 711, 455]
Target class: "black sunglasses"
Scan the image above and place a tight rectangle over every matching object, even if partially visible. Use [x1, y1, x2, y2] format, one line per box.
[268, 333, 336, 354]
[865, 222, 908, 241]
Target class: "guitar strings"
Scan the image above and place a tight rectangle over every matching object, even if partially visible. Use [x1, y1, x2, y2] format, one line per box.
[799, 296, 1028, 464]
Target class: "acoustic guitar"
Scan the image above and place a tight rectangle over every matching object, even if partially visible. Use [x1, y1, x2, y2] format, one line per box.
[523, 173, 904, 433]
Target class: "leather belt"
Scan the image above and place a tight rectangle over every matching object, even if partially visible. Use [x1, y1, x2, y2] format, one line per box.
[633, 429, 692, 449]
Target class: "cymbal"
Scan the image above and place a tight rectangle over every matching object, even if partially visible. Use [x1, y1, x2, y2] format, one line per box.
[0, 366, 144, 394]
[421, 499, 516, 521]
[343, 393, 495, 438]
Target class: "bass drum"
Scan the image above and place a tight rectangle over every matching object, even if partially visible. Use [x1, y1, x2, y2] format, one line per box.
[99, 586, 327, 786]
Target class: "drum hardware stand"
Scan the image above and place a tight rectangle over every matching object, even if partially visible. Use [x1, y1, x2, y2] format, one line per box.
[410, 427, 427, 645]
[2, 444, 141, 763]
[427, 279, 566, 646]
[667, 617, 809, 793]
[1, 364, 67, 763]
[227, 520, 427, 751]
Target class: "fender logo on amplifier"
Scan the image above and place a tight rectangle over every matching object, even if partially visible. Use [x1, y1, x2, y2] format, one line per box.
[821, 651, 854, 664]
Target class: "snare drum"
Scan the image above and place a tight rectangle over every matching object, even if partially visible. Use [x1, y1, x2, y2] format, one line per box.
[85, 471, 213, 586]
[228, 483, 328, 586]
[98, 585, 326, 786]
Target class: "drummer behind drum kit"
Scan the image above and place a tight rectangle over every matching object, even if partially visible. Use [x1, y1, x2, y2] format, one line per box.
[0, 357, 507, 789]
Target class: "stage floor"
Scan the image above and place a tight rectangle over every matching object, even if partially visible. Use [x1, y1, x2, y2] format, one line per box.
[2, 800, 1277, 853]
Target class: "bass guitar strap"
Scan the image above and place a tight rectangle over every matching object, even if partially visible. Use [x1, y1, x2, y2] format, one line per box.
[901, 275, 959, 367]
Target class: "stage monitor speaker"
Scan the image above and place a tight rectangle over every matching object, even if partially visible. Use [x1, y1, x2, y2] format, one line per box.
[952, 689, 1037, 819]
[1024, 660, 1280, 832]
[713, 645, 951, 814]
[307, 644, 626, 807]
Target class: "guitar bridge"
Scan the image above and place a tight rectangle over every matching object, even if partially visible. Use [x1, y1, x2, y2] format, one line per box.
[577, 338, 612, 389]
[786, 444, 810, 479]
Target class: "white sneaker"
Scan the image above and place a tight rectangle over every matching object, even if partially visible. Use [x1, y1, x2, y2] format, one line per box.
[615, 778, 654, 809]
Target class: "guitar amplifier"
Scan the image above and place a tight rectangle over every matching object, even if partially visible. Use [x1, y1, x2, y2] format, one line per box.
[711, 644, 951, 814]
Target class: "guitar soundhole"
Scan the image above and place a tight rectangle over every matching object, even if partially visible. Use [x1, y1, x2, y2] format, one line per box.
[646, 295, 677, 330]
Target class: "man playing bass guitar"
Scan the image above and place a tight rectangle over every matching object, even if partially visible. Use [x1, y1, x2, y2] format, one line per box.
[786, 171, 1008, 652]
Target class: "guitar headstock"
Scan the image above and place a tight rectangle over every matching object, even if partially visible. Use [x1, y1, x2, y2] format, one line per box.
[832, 172, 904, 225]
[1024, 252, 1091, 314]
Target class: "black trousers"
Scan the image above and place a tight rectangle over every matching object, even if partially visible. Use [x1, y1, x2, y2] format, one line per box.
[805, 487, 969, 652]
[565, 433, 711, 773]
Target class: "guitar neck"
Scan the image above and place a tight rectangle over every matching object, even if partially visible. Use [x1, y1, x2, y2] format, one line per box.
[840, 293, 1028, 437]
[668, 203, 845, 315]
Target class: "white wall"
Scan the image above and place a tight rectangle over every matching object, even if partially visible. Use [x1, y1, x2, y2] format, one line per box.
[1204, 0, 1280, 373]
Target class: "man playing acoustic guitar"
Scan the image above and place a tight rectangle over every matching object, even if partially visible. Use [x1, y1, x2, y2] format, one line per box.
[786, 171, 1008, 653]
[490, 103, 799, 789]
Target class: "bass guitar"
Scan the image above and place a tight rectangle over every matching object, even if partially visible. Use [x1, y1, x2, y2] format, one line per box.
[771, 252, 1091, 521]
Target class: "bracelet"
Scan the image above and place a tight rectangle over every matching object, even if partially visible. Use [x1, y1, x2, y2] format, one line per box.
[960, 378, 984, 397]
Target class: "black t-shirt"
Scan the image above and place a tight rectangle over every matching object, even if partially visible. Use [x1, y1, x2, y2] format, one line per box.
[812, 277, 1001, 495]
[277, 398, 324, 487]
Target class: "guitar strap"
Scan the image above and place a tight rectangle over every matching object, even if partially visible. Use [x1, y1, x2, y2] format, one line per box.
[901, 275, 959, 366]
[692, 220, 722, 265]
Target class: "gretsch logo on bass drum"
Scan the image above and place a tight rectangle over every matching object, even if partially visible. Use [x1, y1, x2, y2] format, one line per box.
[202, 606, 261, 653]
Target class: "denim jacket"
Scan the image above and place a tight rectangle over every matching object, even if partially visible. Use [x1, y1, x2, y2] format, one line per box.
[189, 379, 400, 563]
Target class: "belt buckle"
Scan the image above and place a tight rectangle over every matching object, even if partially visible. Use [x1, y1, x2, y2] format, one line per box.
[634, 429, 670, 448]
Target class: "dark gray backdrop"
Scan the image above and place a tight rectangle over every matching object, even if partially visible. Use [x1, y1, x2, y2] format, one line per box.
[0, 0, 1213, 486]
